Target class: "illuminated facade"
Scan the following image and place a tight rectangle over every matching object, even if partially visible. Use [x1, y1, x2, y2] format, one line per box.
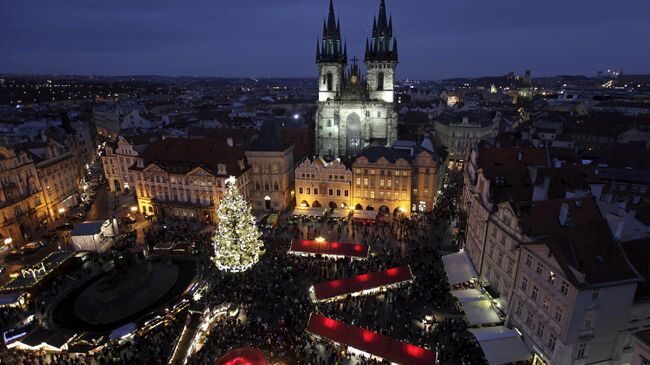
[130, 138, 250, 223]
[295, 157, 352, 210]
[102, 135, 143, 193]
[351, 144, 439, 217]
[245, 122, 295, 212]
[315, 0, 398, 158]
[0, 146, 48, 244]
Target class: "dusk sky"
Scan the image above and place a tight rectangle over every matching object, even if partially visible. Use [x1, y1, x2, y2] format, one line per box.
[1, 0, 649, 80]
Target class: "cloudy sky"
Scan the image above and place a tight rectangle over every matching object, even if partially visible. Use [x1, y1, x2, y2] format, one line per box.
[1, 0, 649, 79]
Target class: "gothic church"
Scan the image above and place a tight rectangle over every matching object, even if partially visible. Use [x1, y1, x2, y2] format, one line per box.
[315, 0, 399, 158]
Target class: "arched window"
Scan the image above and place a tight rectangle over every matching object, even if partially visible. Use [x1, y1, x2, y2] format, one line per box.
[377, 72, 384, 90]
[327, 73, 333, 91]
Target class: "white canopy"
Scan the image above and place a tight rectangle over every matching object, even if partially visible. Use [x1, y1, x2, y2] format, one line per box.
[442, 251, 478, 286]
[469, 326, 532, 365]
[293, 207, 326, 217]
[452, 289, 501, 326]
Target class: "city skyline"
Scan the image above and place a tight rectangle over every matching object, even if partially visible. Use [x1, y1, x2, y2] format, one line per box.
[1, 0, 649, 79]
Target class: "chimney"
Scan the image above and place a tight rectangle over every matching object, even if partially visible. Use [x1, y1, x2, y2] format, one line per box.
[227, 137, 234, 147]
[559, 203, 570, 226]
[517, 150, 523, 161]
[614, 221, 625, 240]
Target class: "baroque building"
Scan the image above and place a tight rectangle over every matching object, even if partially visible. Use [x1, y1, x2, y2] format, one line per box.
[315, 0, 399, 158]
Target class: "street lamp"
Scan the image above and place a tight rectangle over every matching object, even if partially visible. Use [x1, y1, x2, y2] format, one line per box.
[58, 207, 66, 214]
[130, 206, 138, 213]
[3, 237, 12, 246]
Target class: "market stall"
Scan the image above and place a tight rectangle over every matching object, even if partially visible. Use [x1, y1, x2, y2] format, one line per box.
[289, 238, 368, 259]
[306, 313, 436, 365]
[469, 326, 532, 365]
[451, 289, 502, 327]
[441, 250, 478, 288]
[292, 207, 326, 217]
[311, 267, 413, 302]
[71, 219, 119, 253]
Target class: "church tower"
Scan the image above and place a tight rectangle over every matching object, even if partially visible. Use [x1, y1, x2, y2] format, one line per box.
[316, 0, 347, 102]
[365, 0, 398, 103]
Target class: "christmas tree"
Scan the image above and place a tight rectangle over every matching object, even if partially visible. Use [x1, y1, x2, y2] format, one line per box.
[212, 176, 264, 273]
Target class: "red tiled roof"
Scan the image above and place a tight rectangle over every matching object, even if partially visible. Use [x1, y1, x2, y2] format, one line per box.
[138, 137, 248, 177]
[621, 238, 650, 301]
[519, 198, 639, 287]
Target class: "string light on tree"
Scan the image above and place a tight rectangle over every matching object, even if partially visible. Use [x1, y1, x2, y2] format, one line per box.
[212, 176, 264, 273]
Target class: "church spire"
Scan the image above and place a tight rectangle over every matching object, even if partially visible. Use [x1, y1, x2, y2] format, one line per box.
[365, 0, 398, 63]
[318, 0, 345, 64]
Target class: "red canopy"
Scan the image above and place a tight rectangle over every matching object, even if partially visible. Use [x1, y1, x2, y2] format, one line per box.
[306, 313, 436, 365]
[214, 347, 268, 365]
[313, 266, 413, 301]
[289, 239, 368, 258]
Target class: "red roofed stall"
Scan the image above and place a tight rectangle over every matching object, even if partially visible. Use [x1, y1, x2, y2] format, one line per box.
[289, 239, 368, 259]
[306, 313, 436, 365]
[312, 266, 414, 302]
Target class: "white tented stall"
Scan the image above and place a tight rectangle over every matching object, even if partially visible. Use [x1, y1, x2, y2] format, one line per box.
[71, 219, 119, 253]
[452, 289, 501, 327]
[441, 251, 478, 286]
[469, 326, 532, 365]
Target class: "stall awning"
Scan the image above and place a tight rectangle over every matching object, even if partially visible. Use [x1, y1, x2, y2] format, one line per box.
[0, 292, 26, 308]
[452, 289, 501, 327]
[289, 239, 368, 259]
[306, 313, 436, 365]
[71, 220, 106, 236]
[313, 267, 413, 302]
[353, 210, 378, 220]
[441, 251, 478, 286]
[330, 209, 349, 218]
[469, 326, 532, 365]
[293, 207, 326, 217]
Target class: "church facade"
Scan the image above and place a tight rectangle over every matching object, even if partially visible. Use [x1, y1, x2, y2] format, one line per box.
[315, 0, 399, 158]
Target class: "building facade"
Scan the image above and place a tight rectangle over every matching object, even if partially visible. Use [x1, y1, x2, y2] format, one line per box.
[245, 122, 295, 212]
[315, 0, 398, 158]
[351, 144, 439, 217]
[295, 157, 352, 210]
[433, 111, 500, 162]
[130, 137, 250, 224]
[0, 146, 48, 244]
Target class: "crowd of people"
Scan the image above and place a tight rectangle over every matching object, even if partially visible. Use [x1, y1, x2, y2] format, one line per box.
[1, 173, 488, 365]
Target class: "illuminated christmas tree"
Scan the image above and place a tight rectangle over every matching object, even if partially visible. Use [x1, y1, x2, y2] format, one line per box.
[212, 176, 264, 273]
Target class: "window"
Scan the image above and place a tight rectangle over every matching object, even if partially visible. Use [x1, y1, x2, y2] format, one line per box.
[314, 188, 319, 195]
[576, 343, 588, 359]
[507, 261, 513, 275]
[336, 189, 341, 196]
[531, 286, 538, 301]
[548, 271, 556, 284]
[488, 245, 495, 258]
[543, 296, 550, 311]
[370, 191, 375, 199]
[326, 72, 333, 91]
[370, 170, 375, 175]
[306, 188, 311, 194]
[525, 254, 532, 267]
[328, 189, 333, 196]
[364, 178, 368, 186]
[344, 190, 349, 197]
[387, 180, 392, 187]
[583, 314, 594, 330]
[548, 334, 556, 352]
[536, 264, 543, 275]
[555, 307, 563, 323]
[380, 179, 384, 187]
[536, 322, 544, 338]
[560, 281, 569, 296]
[299, 187, 303, 194]
[515, 301, 523, 316]
[356, 178, 361, 186]
[377, 72, 384, 90]
[591, 289, 599, 300]
[521, 277, 528, 291]
[526, 312, 533, 326]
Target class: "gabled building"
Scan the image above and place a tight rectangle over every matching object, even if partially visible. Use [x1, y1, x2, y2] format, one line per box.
[130, 137, 250, 223]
